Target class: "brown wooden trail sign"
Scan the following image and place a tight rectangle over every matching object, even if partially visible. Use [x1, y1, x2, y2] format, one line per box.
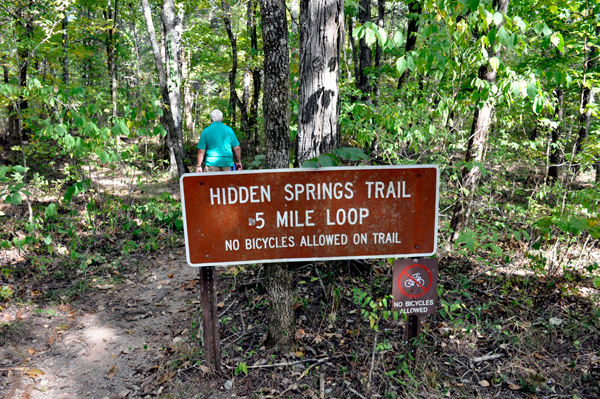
[180, 165, 439, 267]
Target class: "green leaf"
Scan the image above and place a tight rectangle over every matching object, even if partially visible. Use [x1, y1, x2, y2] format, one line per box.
[396, 56, 408, 76]
[44, 234, 52, 245]
[333, 147, 369, 161]
[393, 31, 405, 47]
[513, 16, 527, 31]
[12, 165, 28, 174]
[455, 231, 477, 252]
[407, 55, 416, 71]
[469, 0, 479, 12]
[498, 26, 508, 45]
[99, 151, 110, 164]
[302, 159, 319, 168]
[489, 57, 500, 71]
[551, 33, 564, 53]
[493, 12, 504, 26]
[526, 80, 537, 100]
[486, 243, 502, 255]
[45, 203, 57, 219]
[318, 154, 338, 167]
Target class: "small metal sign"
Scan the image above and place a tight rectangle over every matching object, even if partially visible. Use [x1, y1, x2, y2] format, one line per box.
[180, 166, 439, 266]
[392, 258, 438, 316]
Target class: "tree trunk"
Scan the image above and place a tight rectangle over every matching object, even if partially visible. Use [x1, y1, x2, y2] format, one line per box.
[296, 0, 343, 165]
[182, 50, 194, 134]
[248, 0, 262, 155]
[574, 25, 599, 172]
[450, 0, 509, 242]
[548, 88, 563, 181]
[141, 0, 185, 177]
[259, 0, 294, 349]
[106, 0, 119, 118]
[162, 0, 186, 166]
[373, 0, 385, 102]
[348, 16, 359, 83]
[357, 0, 371, 98]
[62, 17, 69, 85]
[397, 0, 422, 91]
[222, 0, 250, 136]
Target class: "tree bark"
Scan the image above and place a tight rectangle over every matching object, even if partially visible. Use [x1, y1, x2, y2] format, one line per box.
[259, 0, 294, 349]
[222, 0, 250, 136]
[106, 0, 119, 118]
[62, 16, 69, 85]
[162, 0, 186, 166]
[397, 0, 422, 91]
[373, 0, 385, 101]
[141, 0, 185, 177]
[296, 0, 343, 165]
[574, 28, 598, 172]
[548, 88, 563, 181]
[348, 16, 359, 83]
[182, 50, 194, 133]
[248, 0, 262, 155]
[450, 0, 509, 242]
[357, 0, 371, 97]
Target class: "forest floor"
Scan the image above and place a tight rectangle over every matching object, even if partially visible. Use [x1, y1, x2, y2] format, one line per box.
[1, 150, 600, 399]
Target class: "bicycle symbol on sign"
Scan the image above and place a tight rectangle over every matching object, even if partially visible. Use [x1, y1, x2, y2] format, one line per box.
[404, 273, 426, 288]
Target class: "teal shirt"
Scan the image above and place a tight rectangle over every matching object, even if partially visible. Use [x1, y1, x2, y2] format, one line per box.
[197, 122, 240, 167]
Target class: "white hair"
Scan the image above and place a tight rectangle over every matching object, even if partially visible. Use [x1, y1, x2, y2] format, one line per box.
[210, 109, 224, 122]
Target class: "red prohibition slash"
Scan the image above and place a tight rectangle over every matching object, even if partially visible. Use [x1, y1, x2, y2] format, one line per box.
[398, 264, 433, 298]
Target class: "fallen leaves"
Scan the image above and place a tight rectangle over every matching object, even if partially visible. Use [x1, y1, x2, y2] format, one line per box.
[508, 384, 522, 390]
[25, 368, 45, 379]
[107, 365, 117, 379]
[478, 380, 490, 387]
[156, 371, 175, 385]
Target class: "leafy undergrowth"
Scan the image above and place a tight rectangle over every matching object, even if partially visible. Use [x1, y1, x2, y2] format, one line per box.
[152, 259, 600, 399]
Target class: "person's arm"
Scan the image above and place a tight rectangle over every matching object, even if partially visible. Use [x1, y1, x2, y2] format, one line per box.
[196, 149, 205, 173]
[233, 145, 242, 171]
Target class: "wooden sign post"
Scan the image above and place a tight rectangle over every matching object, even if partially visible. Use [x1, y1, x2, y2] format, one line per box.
[180, 166, 440, 369]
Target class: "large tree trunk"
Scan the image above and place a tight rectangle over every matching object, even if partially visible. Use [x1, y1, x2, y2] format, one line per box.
[259, 0, 294, 350]
[141, 0, 185, 177]
[357, 0, 371, 98]
[296, 0, 343, 165]
[397, 0, 422, 91]
[548, 88, 563, 181]
[450, 0, 509, 242]
[162, 0, 186, 167]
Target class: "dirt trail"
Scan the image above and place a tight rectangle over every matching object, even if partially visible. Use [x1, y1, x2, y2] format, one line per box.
[0, 252, 219, 399]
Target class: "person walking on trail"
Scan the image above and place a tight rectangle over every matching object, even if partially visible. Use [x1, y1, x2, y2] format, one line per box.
[196, 109, 242, 173]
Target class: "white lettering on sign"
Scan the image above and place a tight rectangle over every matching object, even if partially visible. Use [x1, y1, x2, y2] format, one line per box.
[365, 181, 411, 198]
[283, 182, 354, 201]
[210, 185, 271, 205]
[326, 208, 369, 225]
[276, 210, 316, 227]
[372, 232, 402, 244]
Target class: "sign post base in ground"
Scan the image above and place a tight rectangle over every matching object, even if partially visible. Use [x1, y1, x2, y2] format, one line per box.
[199, 267, 221, 371]
[405, 315, 420, 358]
